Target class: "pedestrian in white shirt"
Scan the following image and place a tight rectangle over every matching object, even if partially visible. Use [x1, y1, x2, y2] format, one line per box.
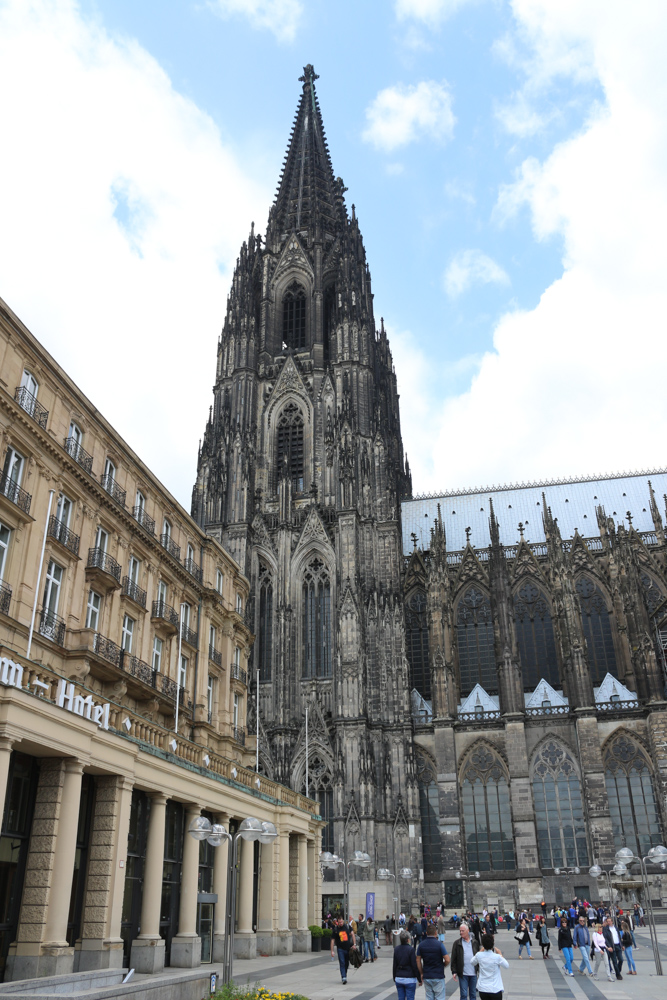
[471, 934, 509, 1000]
[592, 924, 614, 982]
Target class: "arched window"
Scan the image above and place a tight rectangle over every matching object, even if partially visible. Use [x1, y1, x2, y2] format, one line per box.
[301, 754, 334, 853]
[456, 587, 496, 696]
[276, 403, 304, 493]
[323, 284, 335, 363]
[576, 577, 618, 683]
[604, 734, 663, 858]
[514, 582, 559, 688]
[533, 741, 589, 869]
[416, 753, 442, 877]
[406, 590, 430, 699]
[257, 563, 273, 681]
[461, 746, 515, 871]
[640, 572, 664, 618]
[303, 558, 331, 678]
[282, 281, 307, 349]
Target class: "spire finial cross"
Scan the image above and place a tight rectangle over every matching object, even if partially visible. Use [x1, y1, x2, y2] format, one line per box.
[465, 526, 471, 544]
[518, 522, 524, 537]
[299, 64, 319, 83]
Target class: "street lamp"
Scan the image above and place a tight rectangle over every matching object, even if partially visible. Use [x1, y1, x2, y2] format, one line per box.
[320, 850, 370, 919]
[189, 815, 277, 984]
[455, 870, 480, 913]
[377, 867, 413, 926]
[614, 844, 666, 976]
[588, 864, 626, 918]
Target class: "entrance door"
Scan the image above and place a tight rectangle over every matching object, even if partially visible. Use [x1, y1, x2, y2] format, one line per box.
[197, 902, 214, 963]
[0, 754, 38, 979]
[120, 791, 150, 965]
[160, 801, 183, 965]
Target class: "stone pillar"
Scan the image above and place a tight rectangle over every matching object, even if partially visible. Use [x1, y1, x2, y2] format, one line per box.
[257, 837, 276, 956]
[41, 760, 84, 973]
[212, 812, 229, 963]
[575, 712, 616, 867]
[307, 838, 316, 926]
[130, 793, 167, 973]
[234, 835, 257, 958]
[171, 804, 202, 968]
[276, 828, 292, 955]
[294, 834, 310, 951]
[0, 738, 13, 825]
[505, 718, 542, 902]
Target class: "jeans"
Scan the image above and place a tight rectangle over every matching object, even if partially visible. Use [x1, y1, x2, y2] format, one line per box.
[518, 942, 531, 957]
[337, 947, 350, 981]
[611, 944, 623, 975]
[561, 946, 574, 973]
[458, 973, 477, 1000]
[625, 946, 636, 972]
[577, 948, 593, 974]
[423, 980, 447, 1000]
[396, 983, 417, 1000]
[364, 939, 375, 961]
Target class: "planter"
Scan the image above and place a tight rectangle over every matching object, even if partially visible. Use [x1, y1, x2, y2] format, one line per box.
[311, 935, 321, 952]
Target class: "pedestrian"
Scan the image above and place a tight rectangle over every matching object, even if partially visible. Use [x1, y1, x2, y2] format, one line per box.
[331, 917, 355, 985]
[505, 911, 512, 932]
[515, 918, 533, 960]
[366, 916, 377, 962]
[385, 914, 393, 946]
[416, 923, 450, 1000]
[620, 921, 636, 975]
[536, 917, 551, 959]
[393, 929, 422, 1000]
[450, 921, 479, 1000]
[558, 920, 575, 976]
[624, 910, 637, 948]
[602, 916, 624, 980]
[471, 914, 482, 946]
[437, 911, 446, 944]
[357, 914, 366, 961]
[471, 934, 509, 1000]
[592, 923, 614, 982]
[412, 916, 423, 949]
[573, 916, 593, 976]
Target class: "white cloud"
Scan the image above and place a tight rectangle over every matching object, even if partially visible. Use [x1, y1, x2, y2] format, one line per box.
[495, 91, 554, 137]
[363, 81, 455, 153]
[444, 250, 510, 298]
[208, 0, 303, 43]
[0, 0, 270, 509]
[395, 0, 472, 26]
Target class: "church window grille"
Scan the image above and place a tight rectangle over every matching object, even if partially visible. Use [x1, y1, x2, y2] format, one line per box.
[258, 564, 273, 681]
[282, 281, 307, 350]
[417, 754, 442, 877]
[302, 558, 331, 678]
[576, 577, 618, 683]
[276, 403, 304, 493]
[604, 734, 663, 858]
[514, 582, 559, 689]
[301, 754, 334, 853]
[532, 741, 588, 869]
[461, 746, 515, 872]
[406, 590, 430, 699]
[456, 587, 496, 696]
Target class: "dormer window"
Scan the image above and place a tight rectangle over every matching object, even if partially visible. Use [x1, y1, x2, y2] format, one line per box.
[282, 281, 306, 350]
[541, 699, 552, 708]
[610, 693, 620, 703]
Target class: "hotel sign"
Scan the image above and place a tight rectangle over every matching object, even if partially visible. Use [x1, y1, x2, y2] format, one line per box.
[0, 656, 110, 730]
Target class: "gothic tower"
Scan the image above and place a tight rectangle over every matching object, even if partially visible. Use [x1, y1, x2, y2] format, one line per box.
[193, 66, 415, 877]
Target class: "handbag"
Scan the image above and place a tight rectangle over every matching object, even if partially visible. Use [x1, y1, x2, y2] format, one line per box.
[349, 946, 362, 969]
[514, 933, 522, 942]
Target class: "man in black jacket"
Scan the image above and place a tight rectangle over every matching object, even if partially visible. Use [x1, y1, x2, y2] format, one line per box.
[602, 918, 623, 980]
[450, 922, 480, 1000]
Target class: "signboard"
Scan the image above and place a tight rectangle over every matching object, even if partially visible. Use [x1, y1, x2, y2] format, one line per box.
[366, 892, 375, 920]
[0, 656, 110, 730]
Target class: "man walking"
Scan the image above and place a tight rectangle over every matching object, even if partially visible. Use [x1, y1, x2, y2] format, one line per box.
[603, 917, 623, 980]
[416, 924, 450, 1000]
[450, 922, 479, 1000]
[573, 917, 593, 976]
[330, 918, 355, 985]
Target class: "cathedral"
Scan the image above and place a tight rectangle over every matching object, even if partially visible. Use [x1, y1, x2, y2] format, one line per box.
[193, 67, 667, 913]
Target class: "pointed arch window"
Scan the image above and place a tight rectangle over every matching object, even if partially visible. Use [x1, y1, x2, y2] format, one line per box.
[514, 582, 559, 688]
[303, 558, 331, 678]
[323, 284, 335, 363]
[456, 586, 496, 696]
[604, 734, 663, 858]
[533, 741, 588, 869]
[301, 754, 334, 853]
[461, 746, 515, 872]
[257, 563, 273, 681]
[276, 403, 304, 493]
[406, 590, 430, 699]
[416, 753, 442, 877]
[576, 577, 618, 684]
[640, 571, 664, 618]
[283, 281, 307, 349]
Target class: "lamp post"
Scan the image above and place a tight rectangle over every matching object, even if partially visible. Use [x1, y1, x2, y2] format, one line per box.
[378, 867, 413, 927]
[588, 863, 627, 918]
[320, 850, 370, 919]
[188, 815, 277, 984]
[454, 870, 480, 914]
[614, 844, 667, 976]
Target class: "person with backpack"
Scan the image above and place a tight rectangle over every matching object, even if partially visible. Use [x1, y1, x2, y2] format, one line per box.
[365, 916, 377, 962]
[620, 920, 636, 975]
[416, 923, 450, 1000]
[331, 917, 356, 985]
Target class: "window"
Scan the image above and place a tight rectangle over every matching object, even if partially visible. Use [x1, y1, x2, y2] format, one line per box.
[181, 603, 190, 628]
[43, 559, 63, 616]
[21, 370, 38, 397]
[405, 591, 430, 699]
[2, 447, 24, 495]
[323, 284, 335, 363]
[258, 563, 273, 681]
[216, 570, 224, 595]
[162, 518, 171, 540]
[152, 636, 163, 672]
[121, 615, 134, 653]
[233, 645, 241, 669]
[135, 490, 145, 513]
[209, 624, 217, 653]
[55, 492, 72, 527]
[233, 692, 240, 729]
[461, 745, 515, 872]
[104, 458, 116, 483]
[236, 593, 243, 614]
[179, 655, 187, 690]
[300, 754, 334, 852]
[187, 544, 194, 564]
[95, 526, 108, 553]
[68, 421, 82, 446]
[456, 587, 496, 696]
[576, 577, 617, 683]
[282, 281, 307, 349]
[0, 523, 11, 580]
[417, 753, 442, 877]
[85, 590, 101, 630]
[302, 557, 331, 678]
[158, 580, 167, 605]
[640, 572, 664, 618]
[604, 734, 662, 858]
[514, 582, 559, 689]
[207, 676, 214, 720]
[19, 371, 38, 417]
[276, 403, 304, 493]
[533, 741, 588, 869]
[128, 557, 140, 584]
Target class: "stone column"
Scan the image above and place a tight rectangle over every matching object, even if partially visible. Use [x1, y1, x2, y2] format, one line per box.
[277, 828, 292, 955]
[171, 804, 202, 968]
[0, 738, 13, 825]
[257, 837, 276, 956]
[505, 718, 542, 901]
[294, 834, 310, 952]
[41, 760, 84, 973]
[234, 835, 256, 958]
[307, 838, 315, 927]
[130, 793, 167, 973]
[212, 812, 229, 963]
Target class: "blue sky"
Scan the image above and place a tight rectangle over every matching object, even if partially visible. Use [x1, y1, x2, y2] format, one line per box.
[0, 1, 665, 508]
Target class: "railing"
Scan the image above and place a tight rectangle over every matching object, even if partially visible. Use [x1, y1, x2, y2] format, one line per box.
[597, 699, 640, 712]
[180, 622, 198, 647]
[160, 533, 181, 561]
[122, 576, 147, 608]
[151, 599, 179, 628]
[231, 663, 247, 685]
[48, 515, 80, 556]
[87, 547, 121, 582]
[525, 705, 570, 718]
[38, 608, 66, 646]
[0, 472, 31, 515]
[209, 645, 222, 667]
[93, 631, 122, 667]
[233, 726, 246, 745]
[132, 505, 155, 536]
[15, 386, 48, 429]
[100, 474, 126, 508]
[457, 710, 501, 723]
[0, 581, 10, 616]
[184, 556, 203, 583]
[120, 650, 154, 686]
[639, 530, 659, 547]
[64, 436, 93, 475]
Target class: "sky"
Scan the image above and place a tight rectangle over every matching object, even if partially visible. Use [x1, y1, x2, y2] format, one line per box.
[0, 0, 666, 509]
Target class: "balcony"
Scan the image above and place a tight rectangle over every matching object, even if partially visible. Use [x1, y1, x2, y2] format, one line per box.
[38, 607, 66, 646]
[132, 505, 155, 537]
[0, 581, 11, 616]
[64, 436, 93, 475]
[93, 631, 121, 667]
[184, 556, 203, 584]
[100, 474, 126, 508]
[233, 726, 246, 746]
[231, 663, 247, 686]
[457, 709, 501, 724]
[160, 533, 180, 562]
[151, 599, 179, 634]
[597, 699, 640, 713]
[86, 547, 121, 588]
[48, 515, 80, 556]
[15, 386, 48, 429]
[180, 622, 198, 648]
[209, 645, 222, 667]
[121, 576, 147, 609]
[525, 705, 570, 719]
[120, 650, 154, 687]
[0, 472, 32, 516]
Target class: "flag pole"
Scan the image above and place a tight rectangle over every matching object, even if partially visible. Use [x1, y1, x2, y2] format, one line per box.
[27, 489, 55, 659]
[305, 706, 309, 798]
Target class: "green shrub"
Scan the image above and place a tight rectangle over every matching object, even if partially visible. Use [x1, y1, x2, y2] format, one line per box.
[321, 927, 333, 941]
[309, 924, 323, 937]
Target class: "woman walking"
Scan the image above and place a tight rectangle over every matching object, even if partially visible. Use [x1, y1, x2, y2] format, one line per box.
[516, 919, 533, 959]
[393, 930, 422, 1000]
[536, 918, 551, 959]
[621, 921, 637, 975]
[472, 934, 509, 1000]
[592, 924, 614, 982]
[558, 921, 575, 977]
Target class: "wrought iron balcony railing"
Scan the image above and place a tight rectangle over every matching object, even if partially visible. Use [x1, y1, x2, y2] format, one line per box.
[151, 599, 179, 628]
[231, 663, 247, 686]
[0, 581, 11, 616]
[93, 631, 122, 667]
[64, 436, 93, 474]
[122, 576, 147, 609]
[157, 673, 186, 705]
[48, 515, 80, 556]
[132, 505, 155, 536]
[87, 547, 121, 582]
[100, 474, 126, 508]
[0, 472, 31, 515]
[15, 386, 48, 429]
[233, 726, 246, 745]
[209, 645, 222, 667]
[38, 607, 66, 646]
[180, 623, 198, 647]
[160, 533, 180, 561]
[184, 556, 203, 583]
[119, 650, 154, 687]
